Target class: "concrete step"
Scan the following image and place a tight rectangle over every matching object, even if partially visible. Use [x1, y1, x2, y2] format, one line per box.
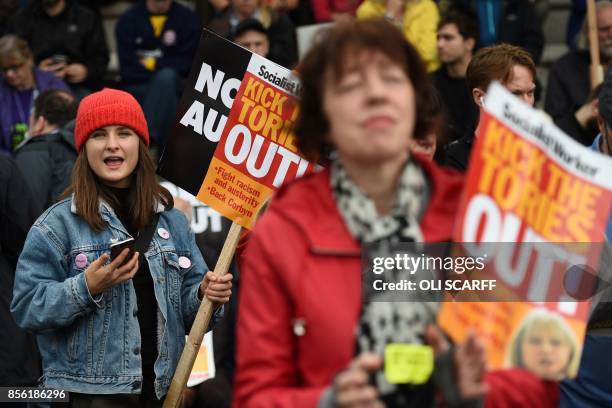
[543, 6, 570, 45]
[542, 43, 569, 66]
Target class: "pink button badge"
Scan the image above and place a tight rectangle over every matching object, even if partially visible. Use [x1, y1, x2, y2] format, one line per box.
[75, 253, 88, 269]
[178, 256, 191, 269]
[157, 228, 170, 240]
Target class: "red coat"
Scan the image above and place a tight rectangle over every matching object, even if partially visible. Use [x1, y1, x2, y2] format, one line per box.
[485, 369, 559, 408]
[233, 158, 558, 407]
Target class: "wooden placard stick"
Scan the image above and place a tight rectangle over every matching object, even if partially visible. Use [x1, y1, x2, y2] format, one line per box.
[588, 0, 604, 89]
[163, 221, 243, 408]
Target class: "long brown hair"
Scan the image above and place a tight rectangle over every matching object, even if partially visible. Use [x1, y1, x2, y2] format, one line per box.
[62, 140, 174, 231]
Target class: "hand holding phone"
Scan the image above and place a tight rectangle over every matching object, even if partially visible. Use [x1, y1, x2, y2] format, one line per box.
[50, 54, 68, 65]
[84, 242, 139, 296]
[39, 56, 68, 78]
[110, 238, 135, 265]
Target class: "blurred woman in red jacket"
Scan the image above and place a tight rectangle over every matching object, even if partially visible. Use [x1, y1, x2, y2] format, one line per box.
[234, 20, 559, 408]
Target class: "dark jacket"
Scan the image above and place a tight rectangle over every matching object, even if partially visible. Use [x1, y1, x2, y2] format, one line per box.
[544, 49, 598, 146]
[444, 132, 474, 172]
[0, 69, 70, 155]
[14, 128, 77, 215]
[208, 8, 297, 69]
[497, 0, 544, 64]
[7, 0, 109, 88]
[431, 67, 478, 145]
[0, 153, 41, 387]
[559, 136, 612, 407]
[0, 0, 19, 36]
[115, 0, 201, 85]
[452, 0, 544, 64]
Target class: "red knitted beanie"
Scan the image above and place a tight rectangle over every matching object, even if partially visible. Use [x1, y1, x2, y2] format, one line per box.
[74, 88, 150, 152]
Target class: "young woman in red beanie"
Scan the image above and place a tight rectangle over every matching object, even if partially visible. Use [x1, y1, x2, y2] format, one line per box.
[11, 88, 232, 407]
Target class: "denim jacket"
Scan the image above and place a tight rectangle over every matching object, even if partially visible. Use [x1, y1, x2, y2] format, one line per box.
[11, 196, 215, 398]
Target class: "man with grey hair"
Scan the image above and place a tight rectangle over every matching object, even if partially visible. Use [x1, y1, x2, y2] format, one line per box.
[545, 0, 612, 146]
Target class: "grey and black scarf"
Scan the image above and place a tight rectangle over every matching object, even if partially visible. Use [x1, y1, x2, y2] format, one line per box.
[331, 159, 440, 407]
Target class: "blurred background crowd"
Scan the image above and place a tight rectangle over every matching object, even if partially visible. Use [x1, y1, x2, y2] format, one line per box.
[0, 0, 609, 159]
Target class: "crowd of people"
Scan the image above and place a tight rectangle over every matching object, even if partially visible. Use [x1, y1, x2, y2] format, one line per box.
[0, 0, 609, 155]
[1, 0, 612, 407]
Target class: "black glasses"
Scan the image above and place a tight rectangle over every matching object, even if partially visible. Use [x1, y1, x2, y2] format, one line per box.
[0, 62, 25, 74]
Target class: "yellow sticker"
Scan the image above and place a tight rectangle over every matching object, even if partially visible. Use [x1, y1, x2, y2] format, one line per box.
[142, 56, 157, 71]
[384, 344, 434, 385]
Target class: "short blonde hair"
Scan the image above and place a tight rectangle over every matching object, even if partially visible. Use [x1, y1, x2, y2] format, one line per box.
[506, 309, 580, 378]
[0, 34, 33, 66]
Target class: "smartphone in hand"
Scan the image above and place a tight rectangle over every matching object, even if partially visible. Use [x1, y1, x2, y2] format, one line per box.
[50, 54, 68, 65]
[110, 238, 135, 266]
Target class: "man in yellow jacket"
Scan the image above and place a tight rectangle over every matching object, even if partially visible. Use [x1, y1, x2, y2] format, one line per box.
[357, 0, 440, 71]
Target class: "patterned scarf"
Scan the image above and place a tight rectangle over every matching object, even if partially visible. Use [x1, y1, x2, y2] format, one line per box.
[331, 159, 428, 244]
[331, 158, 439, 406]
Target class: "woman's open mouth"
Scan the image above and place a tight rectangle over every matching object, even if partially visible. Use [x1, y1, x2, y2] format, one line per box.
[104, 156, 124, 169]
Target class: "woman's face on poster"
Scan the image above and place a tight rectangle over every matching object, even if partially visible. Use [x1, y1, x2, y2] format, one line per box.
[321, 50, 416, 167]
[521, 324, 572, 379]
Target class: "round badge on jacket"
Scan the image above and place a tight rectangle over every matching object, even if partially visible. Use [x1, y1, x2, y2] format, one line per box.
[178, 256, 191, 269]
[158, 228, 170, 240]
[163, 30, 177, 46]
[75, 253, 88, 269]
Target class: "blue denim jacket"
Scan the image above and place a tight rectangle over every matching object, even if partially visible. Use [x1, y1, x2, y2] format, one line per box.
[11, 196, 214, 398]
